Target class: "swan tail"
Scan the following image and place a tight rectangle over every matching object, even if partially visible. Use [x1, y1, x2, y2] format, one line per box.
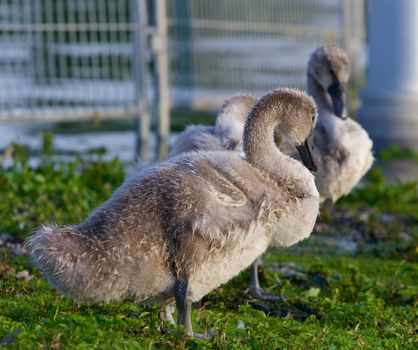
[25, 224, 101, 301]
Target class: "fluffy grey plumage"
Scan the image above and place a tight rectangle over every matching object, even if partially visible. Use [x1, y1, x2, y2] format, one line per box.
[26, 88, 319, 336]
[169, 95, 257, 157]
[168, 125, 223, 156]
[304, 45, 374, 202]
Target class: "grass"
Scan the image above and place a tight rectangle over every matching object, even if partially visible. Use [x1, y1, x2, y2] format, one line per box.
[0, 140, 124, 241]
[43, 108, 217, 136]
[379, 144, 418, 163]
[0, 137, 417, 349]
[1, 252, 417, 349]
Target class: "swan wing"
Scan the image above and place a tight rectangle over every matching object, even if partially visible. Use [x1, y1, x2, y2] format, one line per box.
[178, 154, 275, 245]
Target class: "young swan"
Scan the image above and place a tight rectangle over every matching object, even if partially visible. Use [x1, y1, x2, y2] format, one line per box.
[168, 95, 257, 157]
[210, 46, 374, 203]
[168, 95, 294, 300]
[26, 88, 319, 338]
[305, 45, 373, 201]
[169, 94, 283, 301]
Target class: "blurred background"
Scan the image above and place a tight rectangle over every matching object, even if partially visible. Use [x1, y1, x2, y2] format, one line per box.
[0, 0, 364, 159]
[0, 0, 416, 179]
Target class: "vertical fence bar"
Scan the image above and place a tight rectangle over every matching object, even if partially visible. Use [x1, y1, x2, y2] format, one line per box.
[342, 0, 366, 114]
[132, 0, 150, 161]
[343, 0, 365, 80]
[153, 0, 170, 159]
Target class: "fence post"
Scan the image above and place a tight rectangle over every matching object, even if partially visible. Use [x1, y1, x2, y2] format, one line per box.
[342, 0, 365, 80]
[358, 0, 418, 150]
[132, 0, 151, 162]
[152, 0, 171, 159]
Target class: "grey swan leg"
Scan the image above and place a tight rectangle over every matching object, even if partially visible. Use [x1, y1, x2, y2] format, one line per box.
[175, 278, 213, 339]
[246, 257, 285, 301]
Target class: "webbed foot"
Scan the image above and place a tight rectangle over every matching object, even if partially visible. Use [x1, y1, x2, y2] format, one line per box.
[245, 258, 286, 302]
[245, 286, 287, 301]
[186, 329, 216, 340]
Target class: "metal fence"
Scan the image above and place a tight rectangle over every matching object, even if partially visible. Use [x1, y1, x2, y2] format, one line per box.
[167, 0, 364, 109]
[0, 0, 149, 123]
[0, 0, 364, 159]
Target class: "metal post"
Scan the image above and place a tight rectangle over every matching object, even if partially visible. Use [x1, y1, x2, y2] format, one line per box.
[358, 0, 418, 150]
[174, 0, 193, 93]
[342, 0, 366, 114]
[132, 0, 151, 162]
[152, 0, 171, 159]
[342, 0, 365, 80]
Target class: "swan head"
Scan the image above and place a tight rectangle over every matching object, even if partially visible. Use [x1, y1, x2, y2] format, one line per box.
[307, 45, 349, 119]
[244, 88, 317, 171]
[274, 89, 318, 171]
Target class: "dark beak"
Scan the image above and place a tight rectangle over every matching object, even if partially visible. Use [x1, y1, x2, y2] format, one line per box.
[327, 79, 346, 119]
[296, 140, 317, 172]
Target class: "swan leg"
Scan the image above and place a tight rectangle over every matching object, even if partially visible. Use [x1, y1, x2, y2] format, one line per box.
[175, 278, 212, 339]
[246, 258, 285, 301]
[175, 278, 194, 337]
[160, 304, 175, 325]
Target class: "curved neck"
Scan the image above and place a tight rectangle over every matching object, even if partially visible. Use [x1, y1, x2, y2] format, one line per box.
[307, 74, 333, 118]
[243, 94, 295, 177]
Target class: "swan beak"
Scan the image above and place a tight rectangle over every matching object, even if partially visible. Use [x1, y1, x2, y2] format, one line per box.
[327, 80, 347, 119]
[296, 140, 317, 172]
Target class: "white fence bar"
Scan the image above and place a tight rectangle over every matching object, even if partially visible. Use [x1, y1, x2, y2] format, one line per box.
[152, 0, 171, 159]
[343, 0, 366, 79]
[132, 0, 151, 161]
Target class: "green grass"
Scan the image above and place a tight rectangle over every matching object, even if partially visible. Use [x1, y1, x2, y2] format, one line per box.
[0, 138, 417, 349]
[1, 251, 417, 349]
[0, 140, 124, 240]
[379, 144, 418, 163]
[42, 108, 216, 136]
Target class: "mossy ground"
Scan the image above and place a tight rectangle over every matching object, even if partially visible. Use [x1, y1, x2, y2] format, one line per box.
[0, 138, 417, 349]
